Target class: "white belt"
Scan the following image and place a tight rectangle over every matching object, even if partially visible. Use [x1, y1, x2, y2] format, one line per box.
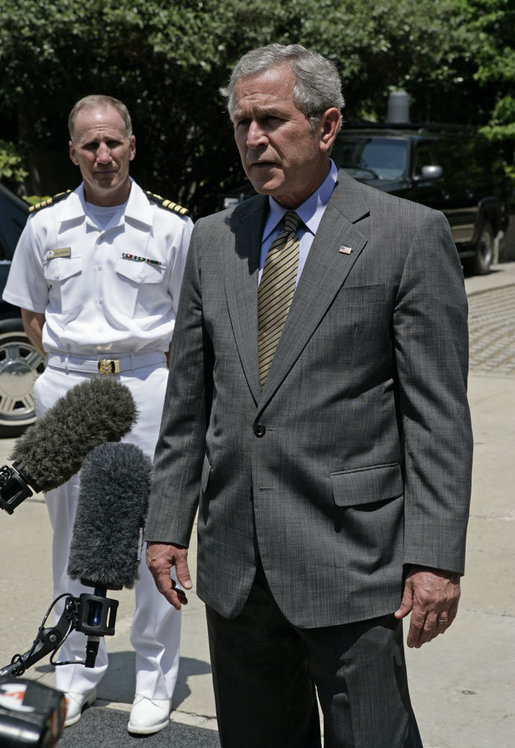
[46, 350, 166, 375]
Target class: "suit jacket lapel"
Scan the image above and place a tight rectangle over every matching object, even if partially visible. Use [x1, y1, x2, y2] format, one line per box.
[224, 195, 268, 404]
[259, 171, 370, 405]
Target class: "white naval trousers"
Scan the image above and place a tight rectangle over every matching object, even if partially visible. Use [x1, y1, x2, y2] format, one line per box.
[32, 361, 181, 699]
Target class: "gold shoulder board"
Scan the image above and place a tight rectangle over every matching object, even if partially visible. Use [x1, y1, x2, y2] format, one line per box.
[29, 190, 72, 213]
[145, 190, 189, 216]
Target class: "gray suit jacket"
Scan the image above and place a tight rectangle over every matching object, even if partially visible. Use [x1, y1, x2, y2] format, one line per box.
[146, 170, 473, 628]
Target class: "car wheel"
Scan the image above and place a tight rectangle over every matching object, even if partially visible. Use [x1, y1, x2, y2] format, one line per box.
[0, 319, 45, 437]
[466, 221, 494, 276]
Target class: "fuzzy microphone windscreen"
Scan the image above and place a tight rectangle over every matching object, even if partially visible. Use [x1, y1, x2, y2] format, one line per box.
[9, 377, 138, 492]
[67, 442, 152, 590]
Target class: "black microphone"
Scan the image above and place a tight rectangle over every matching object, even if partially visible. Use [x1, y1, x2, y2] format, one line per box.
[67, 441, 152, 667]
[0, 377, 138, 514]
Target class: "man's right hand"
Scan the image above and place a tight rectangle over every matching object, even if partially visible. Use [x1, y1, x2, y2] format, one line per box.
[146, 542, 192, 610]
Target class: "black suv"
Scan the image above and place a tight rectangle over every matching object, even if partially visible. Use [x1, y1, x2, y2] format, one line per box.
[0, 183, 45, 436]
[332, 123, 511, 275]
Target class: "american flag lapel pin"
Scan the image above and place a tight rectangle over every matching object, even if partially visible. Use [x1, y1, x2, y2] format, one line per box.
[339, 245, 352, 255]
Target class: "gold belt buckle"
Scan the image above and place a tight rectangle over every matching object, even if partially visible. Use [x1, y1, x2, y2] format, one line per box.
[98, 359, 120, 375]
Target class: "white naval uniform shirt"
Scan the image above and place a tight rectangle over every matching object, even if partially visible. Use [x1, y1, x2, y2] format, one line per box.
[3, 179, 193, 356]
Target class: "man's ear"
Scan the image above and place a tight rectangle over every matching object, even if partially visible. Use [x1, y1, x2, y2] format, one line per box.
[69, 141, 79, 166]
[319, 108, 340, 153]
[129, 135, 136, 162]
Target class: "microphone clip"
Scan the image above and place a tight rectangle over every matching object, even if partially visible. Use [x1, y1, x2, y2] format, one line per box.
[0, 464, 33, 514]
[0, 591, 119, 678]
[77, 592, 118, 637]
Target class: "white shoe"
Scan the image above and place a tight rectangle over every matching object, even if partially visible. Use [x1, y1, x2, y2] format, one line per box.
[128, 695, 172, 735]
[64, 689, 97, 727]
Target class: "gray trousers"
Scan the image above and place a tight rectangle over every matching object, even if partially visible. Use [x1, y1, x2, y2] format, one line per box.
[206, 562, 422, 748]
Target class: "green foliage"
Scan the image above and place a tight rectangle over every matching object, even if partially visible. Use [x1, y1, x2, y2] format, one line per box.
[503, 165, 515, 186]
[480, 97, 515, 141]
[0, 140, 28, 184]
[464, 0, 514, 85]
[463, 0, 515, 149]
[0, 0, 512, 214]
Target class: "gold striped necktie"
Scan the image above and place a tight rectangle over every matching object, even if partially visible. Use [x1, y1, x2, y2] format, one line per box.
[258, 211, 301, 388]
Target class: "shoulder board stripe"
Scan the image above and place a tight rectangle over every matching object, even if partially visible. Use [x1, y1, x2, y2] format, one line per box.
[145, 190, 189, 216]
[29, 190, 72, 213]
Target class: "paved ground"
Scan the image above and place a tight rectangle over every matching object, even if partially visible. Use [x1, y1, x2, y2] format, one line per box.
[1, 264, 514, 746]
[468, 285, 515, 375]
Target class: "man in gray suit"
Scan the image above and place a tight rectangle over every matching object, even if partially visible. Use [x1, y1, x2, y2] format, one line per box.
[145, 44, 473, 747]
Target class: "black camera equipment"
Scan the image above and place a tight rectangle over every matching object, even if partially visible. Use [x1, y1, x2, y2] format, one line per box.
[0, 588, 117, 745]
[0, 677, 66, 747]
[0, 590, 118, 680]
[0, 441, 150, 743]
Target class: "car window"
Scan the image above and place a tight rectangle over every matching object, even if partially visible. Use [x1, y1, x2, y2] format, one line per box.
[334, 137, 408, 179]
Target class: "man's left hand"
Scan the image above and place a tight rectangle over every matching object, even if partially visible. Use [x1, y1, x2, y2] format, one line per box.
[394, 566, 461, 648]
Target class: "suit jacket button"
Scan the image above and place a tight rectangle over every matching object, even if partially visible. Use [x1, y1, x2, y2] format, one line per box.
[254, 423, 266, 438]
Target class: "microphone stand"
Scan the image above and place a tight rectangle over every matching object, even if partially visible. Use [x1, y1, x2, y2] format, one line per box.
[0, 591, 118, 677]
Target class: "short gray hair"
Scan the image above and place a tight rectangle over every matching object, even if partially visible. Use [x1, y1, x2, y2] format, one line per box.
[68, 95, 133, 140]
[220, 43, 345, 129]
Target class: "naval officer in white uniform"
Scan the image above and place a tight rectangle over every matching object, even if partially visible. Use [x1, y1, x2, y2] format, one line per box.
[3, 94, 193, 735]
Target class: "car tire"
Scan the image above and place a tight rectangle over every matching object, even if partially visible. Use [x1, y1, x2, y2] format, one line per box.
[0, 318, 45, 437]
[465, 221, 494, 276]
